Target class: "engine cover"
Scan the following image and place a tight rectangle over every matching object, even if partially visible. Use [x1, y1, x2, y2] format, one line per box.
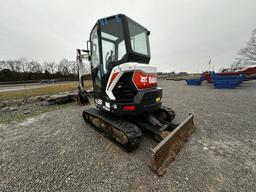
[105, 62, 157, 100]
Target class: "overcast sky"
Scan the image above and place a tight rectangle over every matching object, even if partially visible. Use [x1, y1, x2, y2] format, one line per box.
[0, 0, 255, 72]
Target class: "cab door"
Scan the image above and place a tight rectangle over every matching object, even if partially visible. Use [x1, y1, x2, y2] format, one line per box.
[90, 25, 103, 96]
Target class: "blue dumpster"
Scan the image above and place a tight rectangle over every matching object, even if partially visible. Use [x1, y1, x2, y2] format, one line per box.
[210, 72, 245, 88]
[213, 79, 240, 89]
[185, 79, 202, 86]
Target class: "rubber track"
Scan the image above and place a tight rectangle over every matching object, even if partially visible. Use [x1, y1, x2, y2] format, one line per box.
[83, 108, 142, 152]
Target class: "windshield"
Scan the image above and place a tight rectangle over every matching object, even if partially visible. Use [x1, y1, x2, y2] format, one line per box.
[128, 21, 150, 56]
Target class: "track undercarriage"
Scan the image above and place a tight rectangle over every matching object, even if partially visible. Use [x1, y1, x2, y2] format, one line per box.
[83, 107, 142, 151]
[82, 101, 195, 175]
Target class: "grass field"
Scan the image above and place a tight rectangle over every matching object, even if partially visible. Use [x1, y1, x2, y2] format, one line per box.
[0, 81, 92, 101]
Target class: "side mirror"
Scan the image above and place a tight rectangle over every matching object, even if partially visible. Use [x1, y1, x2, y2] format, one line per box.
[147, 31, 150, 36]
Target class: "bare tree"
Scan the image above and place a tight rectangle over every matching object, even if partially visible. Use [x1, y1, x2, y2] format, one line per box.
[43, 61, 57, 74]
[13, 59, 22, 72]
[0, 60, 6, 70]
[27, 60, 43, 73]
[18, 57, 29, 72]
[234, 28, 256, 67]
[70, 60, 78, 75]
[58, 58, 71, 76]
[6, 60, 16, 71]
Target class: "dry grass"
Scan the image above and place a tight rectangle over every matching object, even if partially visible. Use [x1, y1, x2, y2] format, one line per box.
[0, 81, 92, 101]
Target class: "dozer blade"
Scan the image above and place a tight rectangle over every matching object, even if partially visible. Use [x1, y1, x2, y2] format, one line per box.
[149, 114, 195, 176]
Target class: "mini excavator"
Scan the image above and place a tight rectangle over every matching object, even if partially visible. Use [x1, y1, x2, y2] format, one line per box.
[76, 14, 195, 175]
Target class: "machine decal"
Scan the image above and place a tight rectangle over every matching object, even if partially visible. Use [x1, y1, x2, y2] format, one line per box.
[99, 18, 108, 26]
[132, 71, 157, 89]
[140, 76, 148, 83]
[107, 72, 120, 89]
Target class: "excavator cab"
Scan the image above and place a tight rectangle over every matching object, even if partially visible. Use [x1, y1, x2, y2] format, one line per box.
[89, 14, 151, 95]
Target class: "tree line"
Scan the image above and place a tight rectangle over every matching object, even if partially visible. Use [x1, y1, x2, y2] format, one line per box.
[0, 58, 90, 83]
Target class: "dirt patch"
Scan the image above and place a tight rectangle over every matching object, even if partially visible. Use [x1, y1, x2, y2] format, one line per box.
[0, 93, 77, 124]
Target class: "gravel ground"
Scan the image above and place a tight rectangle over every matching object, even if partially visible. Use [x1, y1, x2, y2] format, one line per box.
[1, 80, 256, 192]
